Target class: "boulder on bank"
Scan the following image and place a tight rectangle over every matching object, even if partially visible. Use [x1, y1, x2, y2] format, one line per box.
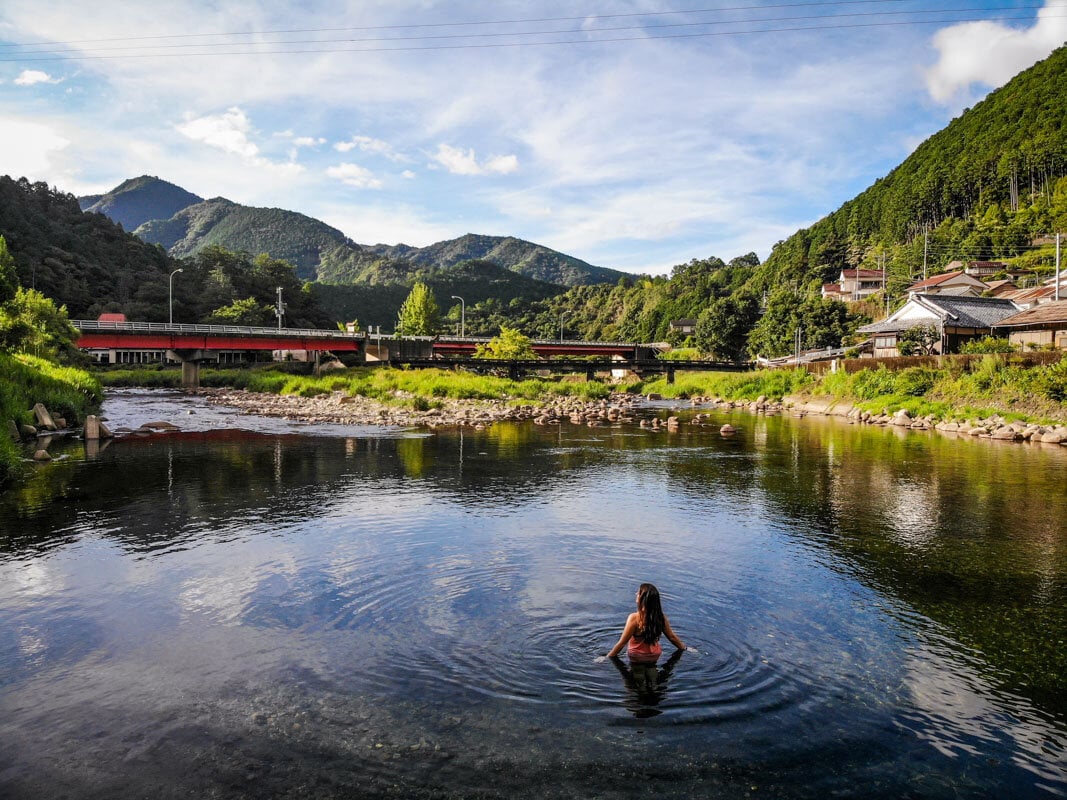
[33, 403, 57, 431]
[19, 423, 37, 438]
[7, 419, 19, 442]
[33, 449, 51, 461]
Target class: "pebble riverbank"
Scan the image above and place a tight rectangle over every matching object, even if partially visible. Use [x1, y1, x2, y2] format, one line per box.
[192, 387, 1067, 445]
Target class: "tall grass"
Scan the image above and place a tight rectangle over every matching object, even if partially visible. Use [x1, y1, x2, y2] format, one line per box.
[635, 369, 813, 401]
[1, 353, 102, 486]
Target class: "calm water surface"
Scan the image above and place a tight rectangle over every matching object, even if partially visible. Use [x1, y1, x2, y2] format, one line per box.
[0, 389, 1064, 799]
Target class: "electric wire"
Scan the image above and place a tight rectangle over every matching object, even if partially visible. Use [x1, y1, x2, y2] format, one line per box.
[0, 3, 1062, 61]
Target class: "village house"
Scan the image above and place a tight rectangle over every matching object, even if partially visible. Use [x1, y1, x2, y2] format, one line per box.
[668, 319, 697, 336]
[905, 270, 988, 298]
[856, 294, 1021, 358]
[993, 301, 1067, 350]
[821, 268, 884, 300]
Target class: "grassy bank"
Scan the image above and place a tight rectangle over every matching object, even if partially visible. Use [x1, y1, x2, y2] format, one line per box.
[634, 356, 1067, 425]
[96, 355, 1067, 426]
[97, 365, 617, 405]
[1, 353, 102, 486]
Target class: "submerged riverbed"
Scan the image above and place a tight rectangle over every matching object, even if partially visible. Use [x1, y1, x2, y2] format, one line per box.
[0, 390, 1064, 799]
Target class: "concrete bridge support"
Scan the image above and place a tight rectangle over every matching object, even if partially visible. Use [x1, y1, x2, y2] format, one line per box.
[168, 349, 215, 390]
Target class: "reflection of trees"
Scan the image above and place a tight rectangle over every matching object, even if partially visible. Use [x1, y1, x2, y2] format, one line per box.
[660, 413, 1067, 718]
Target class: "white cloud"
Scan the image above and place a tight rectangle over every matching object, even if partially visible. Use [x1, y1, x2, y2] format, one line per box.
[14, 70, 59, 86]
[401, 170, 416, 180]
[292, 136, 326, 148]
[431, 144, 518, 176]
[318, 203, 457, 248]
[925, 3, 1067, 103]
[0, 118, 71, 178]
[326, 162, 383, 189]
[177, 107, 259, 159]
[333, 135, 406, 161]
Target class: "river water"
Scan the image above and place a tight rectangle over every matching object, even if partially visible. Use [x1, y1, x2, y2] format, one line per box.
[0, 389, 1064, 799]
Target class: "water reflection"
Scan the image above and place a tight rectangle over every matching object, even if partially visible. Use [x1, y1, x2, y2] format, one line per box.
[610, 649, 684, 718]
[0, 391, 1065, 799]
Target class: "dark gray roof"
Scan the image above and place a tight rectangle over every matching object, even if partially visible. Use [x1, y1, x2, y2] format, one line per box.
[856, 294, 1020, 334]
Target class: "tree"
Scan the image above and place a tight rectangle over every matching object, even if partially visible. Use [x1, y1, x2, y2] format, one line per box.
[0, 287, 80, 361]
[0, 235, 17, 305]
[694, 294, 759, 361]
[897, 324, 940, 356]
[474, 326, 536, 359]
[208, 296, 273, 326]
[396, 281, 440, 335]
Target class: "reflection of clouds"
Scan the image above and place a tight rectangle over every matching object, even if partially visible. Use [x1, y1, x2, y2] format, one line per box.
[884, 481, 940, 549]
[18, 626, 45, 657]
[3, 561, 66, 599]
[900, 644, 1066, 784]
[178, 553, 299, 625]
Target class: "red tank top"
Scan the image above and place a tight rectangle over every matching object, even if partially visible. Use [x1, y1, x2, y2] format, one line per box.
[627, 636, 662, 661]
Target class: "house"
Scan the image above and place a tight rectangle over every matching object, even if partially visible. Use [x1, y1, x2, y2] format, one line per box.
[963, 261, 1009, 279]
[856, 294, 1021, 357]
[905, 271, 988, 298]
[993, 301, 1067, 350]
[821, 268, 884, 300]
[984, 279, 1018, 298]
[669, 319, 697, 336]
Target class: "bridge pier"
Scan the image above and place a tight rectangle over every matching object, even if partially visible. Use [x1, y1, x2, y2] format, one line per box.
[168, 349, 215, 390]
[666, 366, 675, 385]
[181, 361, 200, 390]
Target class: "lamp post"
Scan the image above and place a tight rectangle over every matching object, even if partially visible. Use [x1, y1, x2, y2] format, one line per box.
[169, 268, 183, 325]
[451, 295, 466, 337]
[560, 310, 571, 342]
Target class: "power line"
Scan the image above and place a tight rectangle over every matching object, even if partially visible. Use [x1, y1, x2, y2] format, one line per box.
[6, 3, 1053, 57]
[0, 0, 924, 48]
[2, 10, 1058, 62]
[0, 4, 1060, 61]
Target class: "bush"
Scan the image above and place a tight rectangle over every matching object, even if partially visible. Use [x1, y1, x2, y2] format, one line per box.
[961, 337, 1017, 354]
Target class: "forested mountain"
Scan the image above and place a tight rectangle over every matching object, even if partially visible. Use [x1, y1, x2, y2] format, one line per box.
[0, 176, 328, 327]
[752, 43, 1067, 300]
[134, 197, 365, 282]
[79, 175, 202, 232]
[84, 177, 622, 288]
[312, 259, 566, 333]
[357, 234, 627, 286]
[551, 44, 1067, 357]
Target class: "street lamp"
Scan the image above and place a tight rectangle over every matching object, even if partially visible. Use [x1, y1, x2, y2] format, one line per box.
[451, 295, 466, 337]
[169, 268, 183, 325]
[560, 310, 571, 342]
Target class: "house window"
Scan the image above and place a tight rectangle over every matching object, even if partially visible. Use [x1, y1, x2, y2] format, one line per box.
[874, 336, 896, 350]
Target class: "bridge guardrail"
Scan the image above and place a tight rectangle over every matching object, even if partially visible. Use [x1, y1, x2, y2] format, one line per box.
[72, 320, 362, 339]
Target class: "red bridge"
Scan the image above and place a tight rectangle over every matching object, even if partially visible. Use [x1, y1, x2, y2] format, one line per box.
[73, 320, 660, 387]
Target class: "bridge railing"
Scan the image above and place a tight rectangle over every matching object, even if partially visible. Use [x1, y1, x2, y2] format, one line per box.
[72, 320, 362, 339]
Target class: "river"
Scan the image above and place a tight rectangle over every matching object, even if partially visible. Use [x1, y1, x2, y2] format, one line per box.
[0, 389, 1064, 799]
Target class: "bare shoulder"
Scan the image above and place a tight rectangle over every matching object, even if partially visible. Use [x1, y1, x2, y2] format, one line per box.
[626, 612, 639, 625]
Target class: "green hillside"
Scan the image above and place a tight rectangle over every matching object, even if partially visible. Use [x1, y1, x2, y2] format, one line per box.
[83, 176, 622, 288]
[0, 176, 329, 327]
[79, 175, 202, 232]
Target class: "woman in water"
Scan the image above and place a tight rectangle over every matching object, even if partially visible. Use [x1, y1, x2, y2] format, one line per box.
[605, 583, 686, 662]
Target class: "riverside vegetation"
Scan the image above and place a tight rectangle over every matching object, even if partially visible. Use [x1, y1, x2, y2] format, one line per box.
[95, 351, 1067, 436]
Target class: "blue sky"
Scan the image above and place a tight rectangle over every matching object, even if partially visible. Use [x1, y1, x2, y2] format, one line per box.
[0, 2, 1064, 275]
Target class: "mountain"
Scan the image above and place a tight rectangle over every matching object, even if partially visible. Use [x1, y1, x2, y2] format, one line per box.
[312, 258, 566, 332]
[84, 177, 624, 287]
[79, 175, 202, 233]
[358, 233, 627, 286]
[0, 176, 328, 327]
[754, 43, 1067, 297]
[134, 197, 366, 282]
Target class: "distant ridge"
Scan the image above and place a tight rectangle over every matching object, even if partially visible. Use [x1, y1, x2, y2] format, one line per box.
[79, 175, 202, 233]
[84, 176, 625, 287]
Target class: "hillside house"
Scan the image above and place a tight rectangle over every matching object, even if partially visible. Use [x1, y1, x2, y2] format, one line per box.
[669, 319, 697, 336]
[821, 268, 884, 300]
[993, 301, 1067, 350]
[856, 294, 1021, 357]
[906, 271, 988, 298]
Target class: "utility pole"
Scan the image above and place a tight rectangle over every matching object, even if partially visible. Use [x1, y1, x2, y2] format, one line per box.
[275, 287, 286, 330]
[1056, 233, 1062, 302]
[882, 251, 889, 316]
[923, 228, 929, 281]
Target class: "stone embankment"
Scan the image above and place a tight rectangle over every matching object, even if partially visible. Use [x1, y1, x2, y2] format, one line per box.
[779, 394, 1067, 445]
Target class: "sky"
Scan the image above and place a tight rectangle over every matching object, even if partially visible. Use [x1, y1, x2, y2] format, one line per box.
[0, 1, 1065, 275]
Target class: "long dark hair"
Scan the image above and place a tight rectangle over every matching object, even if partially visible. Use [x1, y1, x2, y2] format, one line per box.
[636, 583, 665, 644]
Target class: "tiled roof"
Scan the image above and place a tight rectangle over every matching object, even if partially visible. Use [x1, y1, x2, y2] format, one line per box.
[994, 300, 1067, 328]
[841, 269, 883, 278]
[907, 271, 968, 290]
[856, 294, 1020, 334]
